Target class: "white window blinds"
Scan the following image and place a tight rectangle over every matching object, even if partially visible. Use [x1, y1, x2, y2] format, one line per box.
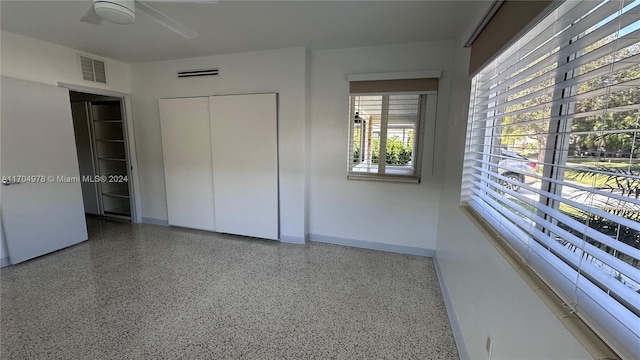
[349, 94, 425, 181]
[462, 1, 640, 358]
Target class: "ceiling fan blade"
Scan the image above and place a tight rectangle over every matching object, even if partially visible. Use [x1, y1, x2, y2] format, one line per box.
[135, 1, 200, 39]
[142, 0, 217, 3]
[80, 4, 103, 25]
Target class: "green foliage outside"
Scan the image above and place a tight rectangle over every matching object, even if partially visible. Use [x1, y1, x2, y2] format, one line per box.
[558, 210, 640, 269]
[499, 36, 640, 161]
[570, 38, 639, 155]
[561, 165, 640, 269]
[353, 135, 413, 165]
[352, 146, 360, 164]
[371, 136, 412, 165]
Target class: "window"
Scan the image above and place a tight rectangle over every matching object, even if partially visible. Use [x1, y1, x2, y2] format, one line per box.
[462, 1, 640, 358]
[347, 73, 439, 183]
[348, 94, 426, 181]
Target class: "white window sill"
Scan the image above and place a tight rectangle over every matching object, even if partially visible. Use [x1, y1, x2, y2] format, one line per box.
[347, 172, 420, 184]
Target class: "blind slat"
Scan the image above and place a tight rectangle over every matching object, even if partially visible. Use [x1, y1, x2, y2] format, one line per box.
[478, 14, 640, 98]
[476, 1, 621, 83]
[478, 51, 640, 117]
[470, 166, 640, 238]
[469, 173, 640, 261]
[469, 187, 640, 315]
[477, 1, 637, 89]
[469, 185, 640, 304]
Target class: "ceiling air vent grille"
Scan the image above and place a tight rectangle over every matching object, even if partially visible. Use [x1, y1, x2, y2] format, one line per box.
[79, 55, 107, 84]
[177, 68, 219, 78]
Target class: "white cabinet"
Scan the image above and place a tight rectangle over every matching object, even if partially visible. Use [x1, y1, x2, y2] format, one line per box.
[159, 93, 279, 240]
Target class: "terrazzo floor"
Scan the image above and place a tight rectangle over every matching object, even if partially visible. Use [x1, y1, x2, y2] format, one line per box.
[0, 217, 459, 359]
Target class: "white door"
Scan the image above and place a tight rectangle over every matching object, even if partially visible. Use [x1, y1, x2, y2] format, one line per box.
[1, 77, 88, 264]
[159, 97, 215, 231]
[210, 93, 279, 240]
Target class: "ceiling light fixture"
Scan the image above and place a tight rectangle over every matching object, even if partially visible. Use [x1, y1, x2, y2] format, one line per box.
[94, 0, 135, 25]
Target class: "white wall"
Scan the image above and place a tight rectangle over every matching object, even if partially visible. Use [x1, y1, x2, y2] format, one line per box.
[130, 47, 307, 240]
[307, 41, 453, 250]
[0, 31, 132, 265]
[0, 31, 131, 93]
[434, 43, 592, 359]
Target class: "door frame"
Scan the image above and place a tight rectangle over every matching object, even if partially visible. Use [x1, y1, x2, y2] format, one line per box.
[58, 82, 142, 224]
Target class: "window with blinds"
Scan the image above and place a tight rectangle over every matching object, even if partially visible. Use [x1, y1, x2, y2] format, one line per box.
[348, 94, 426, 181]
[347, 73, 438, 183]
[462, 1, 640, 358]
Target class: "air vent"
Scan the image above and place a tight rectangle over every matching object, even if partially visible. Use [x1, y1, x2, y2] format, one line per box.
[177, 68, 219, 78]
[79, 55, 107, 84]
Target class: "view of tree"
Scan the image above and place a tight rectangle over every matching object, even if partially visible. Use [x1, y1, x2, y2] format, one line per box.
[500, 60, 557, 162]
[501, 35, 640, 161]
[353, 126, 414, 166]
[562, 36, 640, 274]
[571, 36, 640, 156]
[497, 25, 640, 275]
[499, 34, 640, 161]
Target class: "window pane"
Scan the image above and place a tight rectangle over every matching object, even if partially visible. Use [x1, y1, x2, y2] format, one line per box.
[350, 95, 382, 173]
[386, 94, 419, 175]
[349, 94, 422, 178]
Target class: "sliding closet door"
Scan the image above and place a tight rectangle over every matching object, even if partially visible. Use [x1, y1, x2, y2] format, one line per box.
[159, 97, 215, 231]
[210, 94, 278, 240]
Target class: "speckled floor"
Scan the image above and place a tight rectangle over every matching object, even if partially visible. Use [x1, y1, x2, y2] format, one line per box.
[0, 217, 458, 359]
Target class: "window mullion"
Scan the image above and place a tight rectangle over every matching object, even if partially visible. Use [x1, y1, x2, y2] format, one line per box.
[378, 95, 390, 174]
[348, 96, 357, 169]
[538, 37, 575, 236]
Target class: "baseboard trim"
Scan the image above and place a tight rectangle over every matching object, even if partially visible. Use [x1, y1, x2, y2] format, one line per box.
[142, 217, 169, 226]
[0, 256, 10, 268]
[280, 235, 306, 244]
[309, 234, 434, 257]
[433, 256, 470, 360]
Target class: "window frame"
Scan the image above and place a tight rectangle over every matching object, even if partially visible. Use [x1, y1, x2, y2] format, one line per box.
[347, 91, 437, 183]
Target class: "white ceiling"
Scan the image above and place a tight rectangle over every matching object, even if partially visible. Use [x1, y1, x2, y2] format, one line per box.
[0, 1, 484, 63]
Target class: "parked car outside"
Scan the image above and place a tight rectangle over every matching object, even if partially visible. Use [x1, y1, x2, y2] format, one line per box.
[498, 150, 537, 192]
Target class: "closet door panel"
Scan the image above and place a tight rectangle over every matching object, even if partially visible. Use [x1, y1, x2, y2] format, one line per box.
[159, 97, 215, 231]
[208, 98, 244, 235]
[210, 94, 278, 240]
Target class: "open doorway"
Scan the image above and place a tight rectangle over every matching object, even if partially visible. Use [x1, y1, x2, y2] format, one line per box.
[69, 91, 134, 221]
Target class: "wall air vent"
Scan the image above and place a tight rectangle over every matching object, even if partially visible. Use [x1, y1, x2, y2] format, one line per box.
[177, 68, 219, 78]
[79, 55, 107, 84]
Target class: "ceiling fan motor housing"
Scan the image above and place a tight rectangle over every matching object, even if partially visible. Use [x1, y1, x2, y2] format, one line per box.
[94, 0, 135, 25]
